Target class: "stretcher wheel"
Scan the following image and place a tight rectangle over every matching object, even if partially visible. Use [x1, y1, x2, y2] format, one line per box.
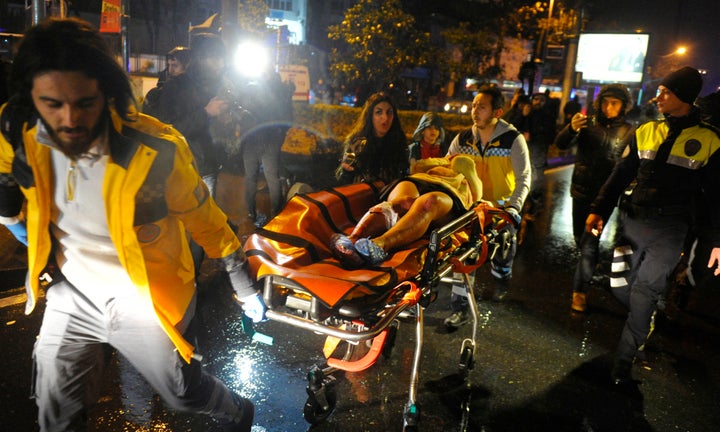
[303, 391, 337, 424]
[403, 401, 419, 430]
[303, 366, 337, 424]
[459, 346, 474, 379]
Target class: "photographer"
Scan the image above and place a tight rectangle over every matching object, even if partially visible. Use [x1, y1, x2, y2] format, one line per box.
[156, 33, 229, 198]
[555, 84, 635, 312]
[155, 33, 231, 275]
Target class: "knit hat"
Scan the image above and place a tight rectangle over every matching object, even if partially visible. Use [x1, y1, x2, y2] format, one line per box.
[412, 112, 445, 143]
[660, 67, 703, 104]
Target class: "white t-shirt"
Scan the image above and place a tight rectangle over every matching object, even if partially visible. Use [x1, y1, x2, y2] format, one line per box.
[39, 122, 137, 308]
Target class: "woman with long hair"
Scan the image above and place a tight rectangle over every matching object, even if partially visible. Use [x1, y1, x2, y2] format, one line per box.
[336, 92, 409, 185]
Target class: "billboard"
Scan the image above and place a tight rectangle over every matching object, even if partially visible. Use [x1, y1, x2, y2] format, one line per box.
[575, 33, 650, 84]
[279, 65, 310, 102]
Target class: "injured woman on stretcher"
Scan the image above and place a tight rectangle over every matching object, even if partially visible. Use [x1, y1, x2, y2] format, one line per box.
[329, 154, 485, 269]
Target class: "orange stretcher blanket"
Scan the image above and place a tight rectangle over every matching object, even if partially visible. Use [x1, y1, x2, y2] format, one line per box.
[243, 181, 468, 309]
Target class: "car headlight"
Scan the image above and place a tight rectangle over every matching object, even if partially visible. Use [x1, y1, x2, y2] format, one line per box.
[460, 104, 468, 114]
[444, 103, 451, 112]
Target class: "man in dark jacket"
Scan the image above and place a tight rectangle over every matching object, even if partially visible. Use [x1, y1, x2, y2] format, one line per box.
[156, 33, 229, 198]
[142, 46, 191, 117]
[586, 67, 720, 385]
[233, 68, 294, 226]
[154, 33, 231, 274]
[524, 93, 556, 218]
[555, 84, 634, 312]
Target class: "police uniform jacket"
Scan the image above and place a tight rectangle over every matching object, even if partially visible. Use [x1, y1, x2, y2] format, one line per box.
[591, 108, 720, 245]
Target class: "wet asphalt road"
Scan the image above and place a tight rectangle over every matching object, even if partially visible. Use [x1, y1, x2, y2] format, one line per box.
[1, 165, 720, 432]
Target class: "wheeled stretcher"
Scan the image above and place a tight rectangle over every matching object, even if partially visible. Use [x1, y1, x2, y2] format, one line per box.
[243, 181, 515, 428]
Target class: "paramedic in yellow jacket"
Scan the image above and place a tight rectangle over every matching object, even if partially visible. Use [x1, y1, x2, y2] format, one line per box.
[443, 83, 531, 328]
[0, 18, 261, 432]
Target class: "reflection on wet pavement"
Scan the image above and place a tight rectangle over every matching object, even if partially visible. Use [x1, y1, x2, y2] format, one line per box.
[1, 165, 719, 431]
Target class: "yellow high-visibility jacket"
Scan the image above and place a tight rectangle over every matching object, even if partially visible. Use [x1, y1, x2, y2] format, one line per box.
[0, 106, 243, 363]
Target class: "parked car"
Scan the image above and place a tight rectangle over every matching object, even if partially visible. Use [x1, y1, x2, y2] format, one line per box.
[443, 98, 472, 114]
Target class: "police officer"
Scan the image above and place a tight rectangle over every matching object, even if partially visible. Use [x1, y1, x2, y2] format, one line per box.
[586, 67, 720, 385]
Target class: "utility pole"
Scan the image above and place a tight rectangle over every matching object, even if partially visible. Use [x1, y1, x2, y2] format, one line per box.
[532, 0, 556, 94]
[31, 0, 69, 25]
[31, 0, 46, 25]
[121, 0, 130, 72]
[559, 2, 584, 120]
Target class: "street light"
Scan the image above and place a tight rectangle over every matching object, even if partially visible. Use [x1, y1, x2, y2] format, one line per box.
[640, 46, 690, 105]
[659, 46, 687, 58]
[527, 0, 556, 95]
[533, 0, 556, 62]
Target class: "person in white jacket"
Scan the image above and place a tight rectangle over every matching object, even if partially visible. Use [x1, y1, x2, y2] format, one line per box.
[443, 83, 532, 328]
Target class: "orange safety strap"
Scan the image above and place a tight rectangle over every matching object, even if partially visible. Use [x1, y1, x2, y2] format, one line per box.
[326, 329, 388, 372]
[450, 203, 491, 274]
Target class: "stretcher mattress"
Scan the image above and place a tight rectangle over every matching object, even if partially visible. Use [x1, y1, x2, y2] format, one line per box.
[243, 181, 467, 309]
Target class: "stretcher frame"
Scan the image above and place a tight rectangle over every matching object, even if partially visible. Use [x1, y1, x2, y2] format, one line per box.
[243, 182, 515, 429]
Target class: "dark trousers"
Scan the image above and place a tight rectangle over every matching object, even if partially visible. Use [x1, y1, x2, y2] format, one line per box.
[573, 230, 601, 293]
[571, 197, 612, 293]
[613, 214, 688, 363]
[525, 142, 548, 215]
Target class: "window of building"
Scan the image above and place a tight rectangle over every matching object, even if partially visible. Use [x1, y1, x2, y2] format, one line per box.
[267, 0, 292, 11]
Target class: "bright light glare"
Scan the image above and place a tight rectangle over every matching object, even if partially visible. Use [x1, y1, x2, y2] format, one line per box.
[234, 41, 270, 78]
[676, 46, 687, 55]
[233, 355, 255, 384]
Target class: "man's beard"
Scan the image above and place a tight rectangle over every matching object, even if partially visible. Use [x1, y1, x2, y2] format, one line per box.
[43, 114, 107, 160]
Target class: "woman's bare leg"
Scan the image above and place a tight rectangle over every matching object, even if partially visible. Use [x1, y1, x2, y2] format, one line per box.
[349, 181, 420, 240]
[373, 191, 454, 252]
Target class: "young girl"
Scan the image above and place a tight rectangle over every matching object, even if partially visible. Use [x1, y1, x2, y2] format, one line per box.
[408, 112, 448, 170]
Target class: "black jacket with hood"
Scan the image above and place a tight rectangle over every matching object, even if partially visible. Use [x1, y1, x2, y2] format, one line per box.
[555, 114, 633, 201]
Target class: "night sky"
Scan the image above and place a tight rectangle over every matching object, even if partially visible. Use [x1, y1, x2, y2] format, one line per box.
[586, 0, 720, 95]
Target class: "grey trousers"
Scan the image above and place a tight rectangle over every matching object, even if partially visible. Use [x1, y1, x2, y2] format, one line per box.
[33, 280, 243, 432]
